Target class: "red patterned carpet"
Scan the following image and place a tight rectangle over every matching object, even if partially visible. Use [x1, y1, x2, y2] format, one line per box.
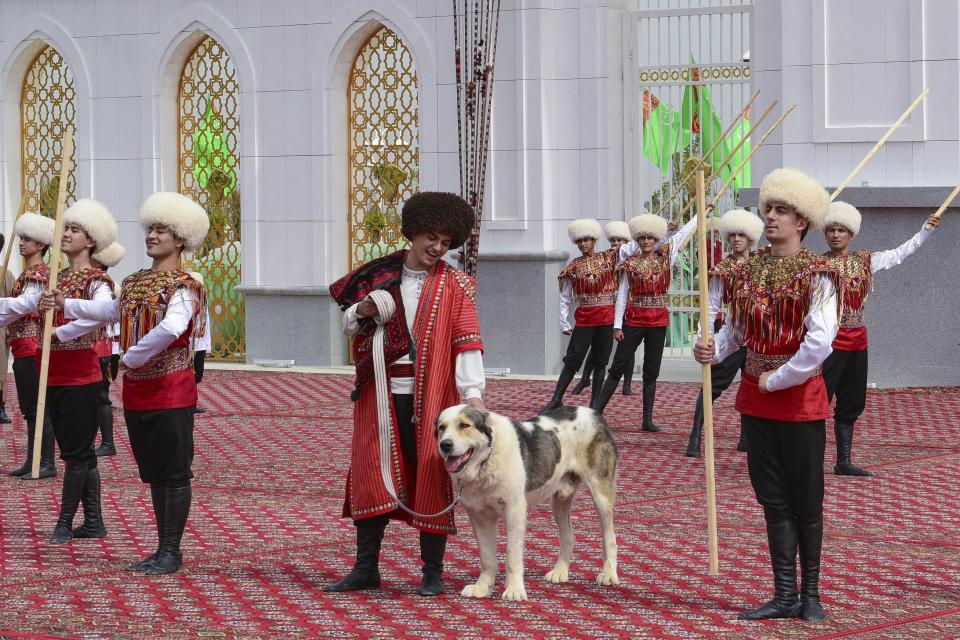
[1, 370, 959, 639]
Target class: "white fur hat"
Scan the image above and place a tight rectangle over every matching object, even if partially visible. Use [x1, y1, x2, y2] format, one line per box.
[92, 241, 125, 268]
[189, 271, 205, 286]
[824, 201, 861, 236]
[758, 168, 830, 230]
[140, 192, 210, 251]
[628, 213, 668, 241]
[62, 199, 118, 253]
[719, 208, 765, 243]
[567, 218, 602, 243]
[604, 220, 630, 242]
[14, 212, 55, 246]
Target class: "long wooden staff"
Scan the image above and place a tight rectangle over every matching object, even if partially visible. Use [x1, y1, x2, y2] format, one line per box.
[830, 89, 929, 202]
[925, 185, 960, 229]
[30, 133, 72, 478]
[0, 199, 28, 295]
[695, 169, 720, 575]
[653, 90, 761, 218]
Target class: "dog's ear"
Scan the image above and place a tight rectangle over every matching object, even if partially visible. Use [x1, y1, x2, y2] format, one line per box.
[463, 406, 493, 442]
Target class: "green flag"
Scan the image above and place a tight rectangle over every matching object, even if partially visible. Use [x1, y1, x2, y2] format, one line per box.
[681, 56, 731, 180]
[642, 89, 689, 173]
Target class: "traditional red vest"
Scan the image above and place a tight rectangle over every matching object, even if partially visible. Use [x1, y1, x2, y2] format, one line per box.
[728, 247, 835, 422]
[823, 250, 871, 352]
[8, 263, 47, 359]
[708, 253, 749, 323]
[558, 249, 619, 326]
[38, 267, 114, 386]
[119, 269, 205, 411]
[619, 244, 671, 327]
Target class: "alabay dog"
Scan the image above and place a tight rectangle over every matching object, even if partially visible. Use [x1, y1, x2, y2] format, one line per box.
[436, 404, 619, 601]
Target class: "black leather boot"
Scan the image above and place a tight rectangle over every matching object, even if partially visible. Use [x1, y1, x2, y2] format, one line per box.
[417, 532, 447, 596]
[739, 510, 801, 620]
[540, 366, 576, 414]
[73, 468, 107, 539]
[736, 425, 748, 452]
[641, 383, 660, 432]
[128, 484, 165, 571]
[798, 514, 826, 621]
[589, 364, 606, 409]
[323, 516, 388, 592]
[25, 417, 58, 479]
[8, 419, 37, 477]
[686, 393, 704, 457]
[95, 393, 115, 457]
[834, 421, 872, 476]
[146, 484, 192, 575]
[589, 375, 621, 415]
[621, 363, 635, 396]
[570, 371, 591, 396]
[0, 405, 11, 424]
[50, 463, 89, 544]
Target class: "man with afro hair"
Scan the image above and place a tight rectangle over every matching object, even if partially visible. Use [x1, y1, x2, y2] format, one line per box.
[327, 191, 486, 597]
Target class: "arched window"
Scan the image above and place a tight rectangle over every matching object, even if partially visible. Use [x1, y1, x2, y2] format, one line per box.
[348, 27, 420, 268]
[178, 36, 244, 361]
[21, 45, 77, 216]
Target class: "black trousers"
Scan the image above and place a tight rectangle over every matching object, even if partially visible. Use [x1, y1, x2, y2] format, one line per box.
[48, 383, 101, 469]
[124, 408, 195, 484]
[822, 348, 868, 423]
[109, 354, 120, 381]
[562, 325, 614, 373]
[393, 394, 417, 476]
[743, 415, 825, 520]
[13, 356, 41, 423]
[704, 346, 747, 403]
[194, 350, 206, 384]
[608, 325, 667, 384]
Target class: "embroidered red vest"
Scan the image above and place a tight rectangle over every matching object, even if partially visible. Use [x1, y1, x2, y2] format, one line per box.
[119, 269, 205, 411]
[8, 263, 48, 358]
[619, 244, 671, 327]
[728, 248, 835, 422]
[37, 267, 114, 386]
[708, 253, 748, 323]
[823, 250, 871, 352]
[558, 249, 619, 326]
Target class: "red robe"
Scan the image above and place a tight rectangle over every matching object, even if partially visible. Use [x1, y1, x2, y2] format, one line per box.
[330, 252, 484, 534]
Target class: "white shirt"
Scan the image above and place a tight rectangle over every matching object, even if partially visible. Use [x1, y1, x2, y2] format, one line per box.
[869, 225, 932, 273]
[613, 215, 699, 329]
[559, 280, 575, 333]
[192, 309, 212, 352]
[0, 279, 113, 344]
[342, 266, 485, 400]
[713, 273, 838, 392]
[64, 288, 198, 369]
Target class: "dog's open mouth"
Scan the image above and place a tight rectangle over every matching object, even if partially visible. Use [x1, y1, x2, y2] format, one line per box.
[443, 448, 474, 473]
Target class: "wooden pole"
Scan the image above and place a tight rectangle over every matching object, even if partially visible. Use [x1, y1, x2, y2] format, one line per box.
[830, 89, 929, 202]
[695, 169, 719, 576]
[0, 199, 29, 295]
[652, 90, 762, 218]
[925, 185, 960, 229]
[29, 132, 72, 479]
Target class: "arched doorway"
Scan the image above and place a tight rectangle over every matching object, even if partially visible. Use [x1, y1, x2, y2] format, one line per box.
[177, 36, 244, 361]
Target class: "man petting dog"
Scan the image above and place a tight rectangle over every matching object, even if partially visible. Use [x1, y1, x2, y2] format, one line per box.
[327, 192, 487, 597]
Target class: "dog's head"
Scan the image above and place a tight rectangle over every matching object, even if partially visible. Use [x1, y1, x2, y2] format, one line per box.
[435, 404, 493, 475]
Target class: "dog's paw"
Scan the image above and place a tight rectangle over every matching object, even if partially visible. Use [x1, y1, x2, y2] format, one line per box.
[501, 584, 528, 601]
[460, 582, 491, 598]
[544, 566, 569, 583]
[596, 570, 620, 586]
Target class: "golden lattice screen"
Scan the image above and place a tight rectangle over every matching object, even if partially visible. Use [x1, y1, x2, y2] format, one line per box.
[21, 45, 77, 217]
[178, 36, 244, 361]
[348, 27, 420, 268]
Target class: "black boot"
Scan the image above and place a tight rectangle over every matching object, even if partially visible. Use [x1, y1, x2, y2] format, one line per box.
[146, 484, 191, 575]
[417, 532, 447, 596]
[798, 514, 826, 622]
[589, 375, 621, 415]
[540, 366, 576, 414]
[8, 419, 37, 477]
[23, 417, 58, 480]
[0, 405, 11, 424]
[95, 398, 115, 457]
[570, 372, 591, 396]
[128, 484, 165, 571]
[50, 463, 89, 544]
[736, 425, 748, 452]
[621, 366, 635, 396]
[73, 468, 107, 539]
[739, 510, 801, 620]
[834, 421, 872, 476]
[323, 516, 388, 592]
[589, 364, 606, 409]
[686, 393, 704, 457]
[641, 383, 660, 432]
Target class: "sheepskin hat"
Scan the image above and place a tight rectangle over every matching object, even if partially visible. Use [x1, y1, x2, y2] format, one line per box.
[14, 212, 55, 246]
[758, 168, 830, 230]
[567, 218, 601, 242]
[628, 213, 668, 241]
[400, 192, 475, 249]
[92, 241, 125, 268]
[719, 208, 765, 243]
[140, 192, 210, 252]
[824, 201, 861, 236]
[604, 220, 631, 242]
[189, 271, 205, 287]
[63, 199, 118, 253]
